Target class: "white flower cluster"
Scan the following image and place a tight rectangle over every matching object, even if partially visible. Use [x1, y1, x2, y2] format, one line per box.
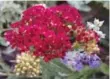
[87, 18, 106, 39]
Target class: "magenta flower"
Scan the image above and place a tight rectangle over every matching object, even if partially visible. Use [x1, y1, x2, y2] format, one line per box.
[5, 4, 84, 62]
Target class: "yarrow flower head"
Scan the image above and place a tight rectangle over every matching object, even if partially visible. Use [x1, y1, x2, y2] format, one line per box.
[14, 51, 41, 77]
[5, 4, 84, 62]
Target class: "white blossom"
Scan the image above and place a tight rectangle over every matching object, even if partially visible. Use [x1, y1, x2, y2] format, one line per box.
[94, 18, 104, 27]
[87, 18, 105, 39]
[87, 21, 95, 29]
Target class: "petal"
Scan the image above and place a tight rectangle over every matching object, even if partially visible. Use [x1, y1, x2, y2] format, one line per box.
[99, 21, 104, 27]
[94, 18, 99, 25]
[87, 22, 95, 29]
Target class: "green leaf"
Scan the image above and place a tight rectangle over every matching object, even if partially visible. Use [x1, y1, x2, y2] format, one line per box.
[79, 67, 100, 79]
[7, 75, 41, 79]
[0, 60, 11, 72]
[54, 76, 63, 79]
[67, 72, 79, 79]
[42, 68, 53, 79]
[41, 58, 73, 79]
[7, 75, 18, 79]
[7, 74, 28, 79]
[100, 63, 109, 75]
[0, 37, 9, 46]
[67, 66, 100, 79]
[51, 59, 73, 73]
[41, 60, 57, 79]
[0, 30, 2, 35]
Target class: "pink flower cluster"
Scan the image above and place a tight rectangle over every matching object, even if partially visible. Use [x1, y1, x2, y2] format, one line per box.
[76, 29, 99, 43]
[72, 25, 99, 43]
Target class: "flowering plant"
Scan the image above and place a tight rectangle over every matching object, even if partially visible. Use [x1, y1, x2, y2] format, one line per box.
[4, 4, 106, 78]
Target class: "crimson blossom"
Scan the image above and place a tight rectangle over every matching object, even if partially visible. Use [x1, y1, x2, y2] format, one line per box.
[5, 4, 84, 62]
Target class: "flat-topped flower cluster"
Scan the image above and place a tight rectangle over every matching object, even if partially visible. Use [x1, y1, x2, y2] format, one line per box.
[5, 4, 105, 71]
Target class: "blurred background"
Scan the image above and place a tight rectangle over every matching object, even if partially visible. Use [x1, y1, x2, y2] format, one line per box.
[0, 0, 109, 79]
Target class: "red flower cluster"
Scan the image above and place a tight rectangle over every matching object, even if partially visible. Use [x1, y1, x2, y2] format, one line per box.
[5, 4, 84, 62]
[71, 24, 100, 43]
[76, 29, 99, 43]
